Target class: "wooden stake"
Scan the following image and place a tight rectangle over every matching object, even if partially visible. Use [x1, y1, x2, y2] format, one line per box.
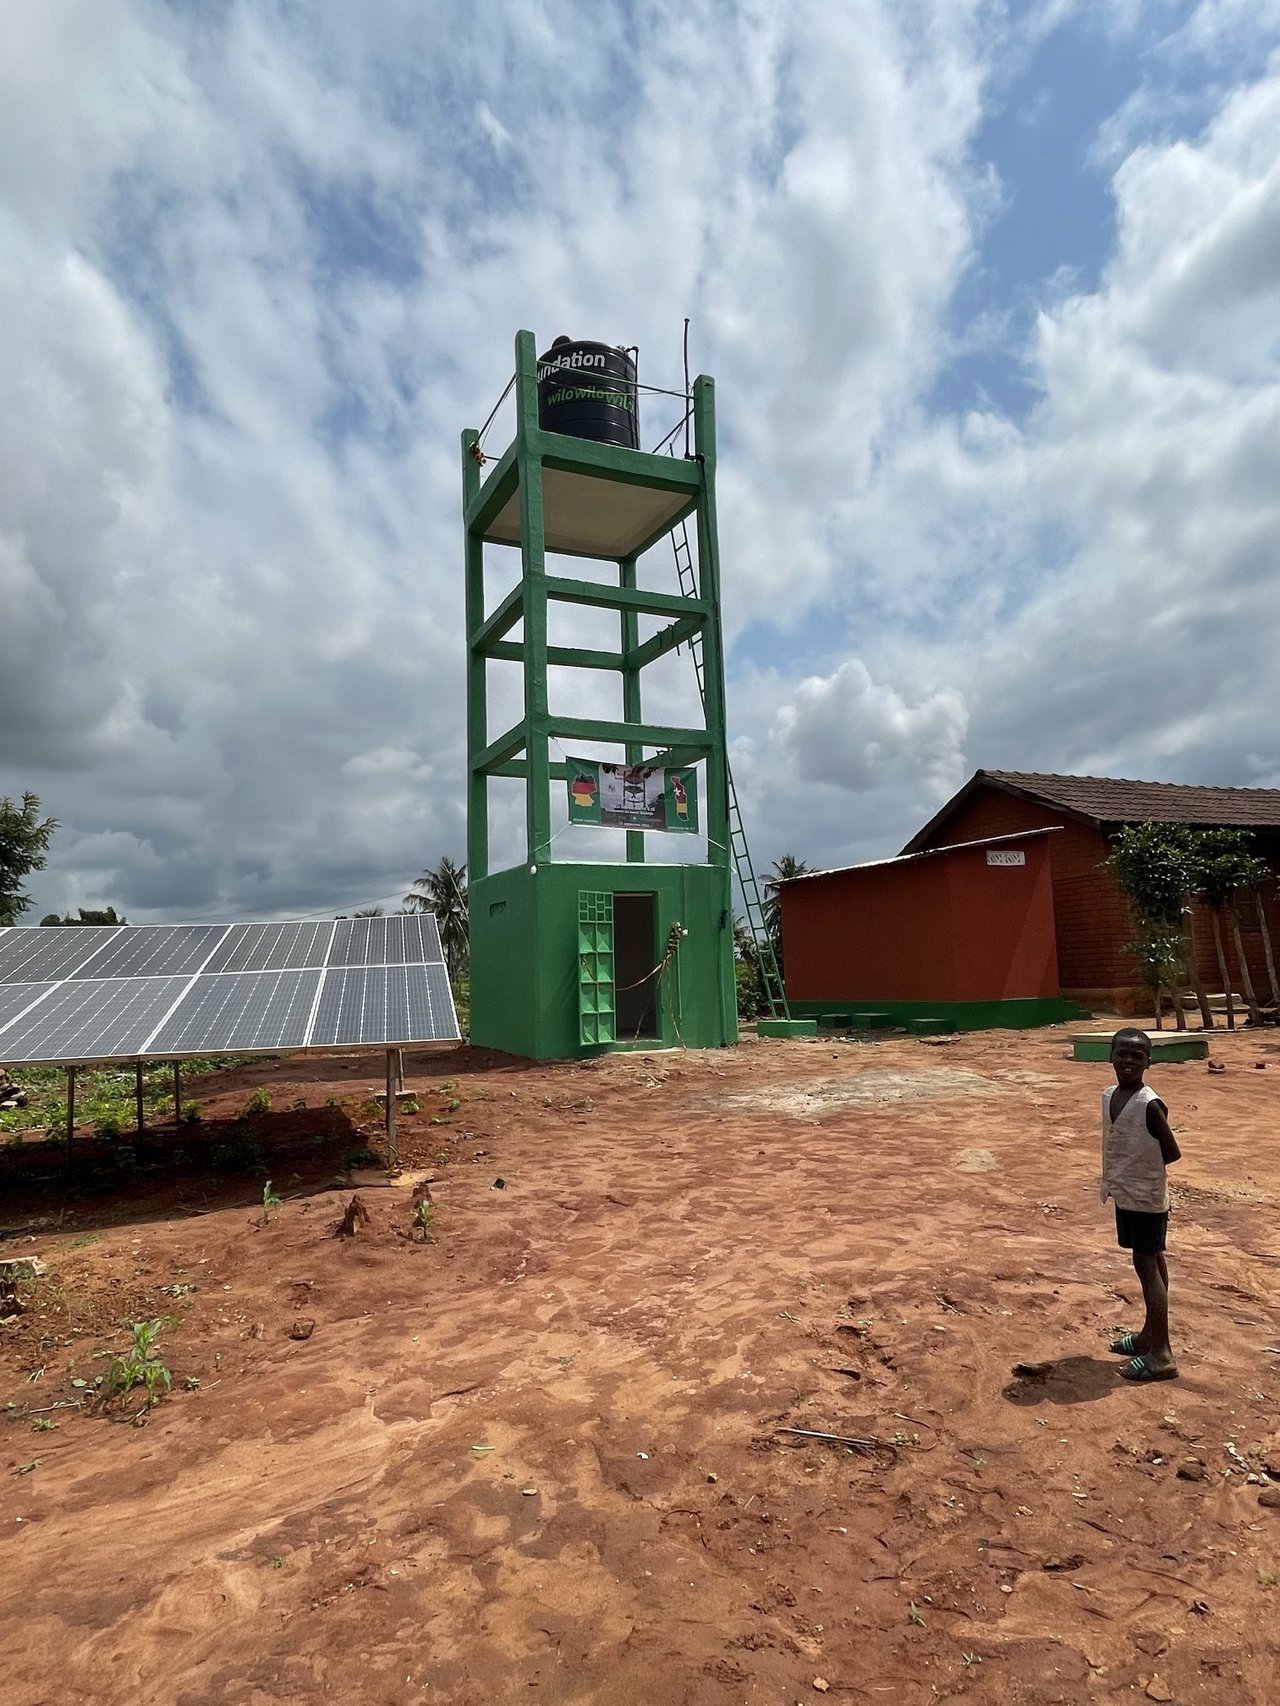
[775, 1426, 884, 1451]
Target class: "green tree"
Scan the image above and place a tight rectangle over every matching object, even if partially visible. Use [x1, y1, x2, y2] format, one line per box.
[1121, 926, 1185, 1031]
[1227, 849, 1277, 1013]
[1251, 866, 1280, 1009]
[40, 905, 127, 926]
[732, 914, 766, 1019]
[1102, 824, 1210, 1029]
[0, 793, 58, 927]
[404, 856, 469, 980]
[1192, 829, 1270, 1028]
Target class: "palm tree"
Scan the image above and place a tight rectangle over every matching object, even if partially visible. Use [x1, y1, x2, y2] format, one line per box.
[405, 856, 469, 980]
[762, 853, 811, 977]
[762, 854, 810, 939]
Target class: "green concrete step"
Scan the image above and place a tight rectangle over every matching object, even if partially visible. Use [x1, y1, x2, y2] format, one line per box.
[908, 1016, 956, 1035]
[849, 1012, 892, 1029]
[1072, 1031, 1209, 1063]
[757, 1018, 818, 1038]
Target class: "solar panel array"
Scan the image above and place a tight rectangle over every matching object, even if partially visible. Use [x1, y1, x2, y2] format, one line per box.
[0, 916, 460, 1067]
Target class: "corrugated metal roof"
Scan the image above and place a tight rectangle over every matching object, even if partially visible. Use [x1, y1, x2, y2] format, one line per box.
[783, 827, 1059, 885]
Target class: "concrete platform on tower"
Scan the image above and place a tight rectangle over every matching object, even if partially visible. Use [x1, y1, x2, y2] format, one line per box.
[481, 457, 698, 560]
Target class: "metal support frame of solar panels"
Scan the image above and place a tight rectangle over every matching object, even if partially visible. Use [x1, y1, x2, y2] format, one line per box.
[0, 916, 461, 1167]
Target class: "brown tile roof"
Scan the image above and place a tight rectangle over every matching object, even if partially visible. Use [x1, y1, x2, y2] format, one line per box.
[902, 769, 1280, 853]
[980, 770, 1280, 827]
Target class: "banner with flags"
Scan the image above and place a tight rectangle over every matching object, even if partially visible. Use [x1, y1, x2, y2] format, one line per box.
[566, 760, 698, 834]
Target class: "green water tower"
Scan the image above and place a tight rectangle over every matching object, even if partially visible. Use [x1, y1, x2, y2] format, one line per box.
[462, 329, 738, 1059]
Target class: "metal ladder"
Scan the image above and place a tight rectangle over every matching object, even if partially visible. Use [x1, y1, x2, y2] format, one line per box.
[671, 521, 790, 1020]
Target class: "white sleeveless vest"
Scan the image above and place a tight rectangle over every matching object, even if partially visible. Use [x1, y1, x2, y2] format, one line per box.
[1100, 1084, 1169, 1213]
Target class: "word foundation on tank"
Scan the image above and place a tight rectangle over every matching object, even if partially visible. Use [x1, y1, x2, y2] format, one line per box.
[536, 346, 609, 381]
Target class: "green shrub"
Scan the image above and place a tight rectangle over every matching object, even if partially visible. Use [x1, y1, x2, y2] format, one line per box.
[212, 1136, 264, 1175]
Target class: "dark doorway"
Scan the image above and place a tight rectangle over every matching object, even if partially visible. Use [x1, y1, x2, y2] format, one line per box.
[614, 893, 658, 1039]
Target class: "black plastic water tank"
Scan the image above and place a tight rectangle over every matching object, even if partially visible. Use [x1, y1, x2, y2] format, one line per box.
[537, 336, 639, 449]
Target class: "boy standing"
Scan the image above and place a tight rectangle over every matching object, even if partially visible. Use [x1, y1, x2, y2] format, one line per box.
[1101, 1027, 1182, 1381]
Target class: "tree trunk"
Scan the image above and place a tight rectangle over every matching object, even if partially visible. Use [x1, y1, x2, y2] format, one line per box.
[1210, 910, 1235, 1029]
[1153, 984, 1163, 1030]
[1230, 908, 1261, 1024]
[1256, 888, 1280, 1007]
[1179, 937, 1213, 1028]
[1166, 960, 1187, 1030]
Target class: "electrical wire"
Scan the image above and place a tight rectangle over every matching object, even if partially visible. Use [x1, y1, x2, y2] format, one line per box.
[469, 373, 517, 465]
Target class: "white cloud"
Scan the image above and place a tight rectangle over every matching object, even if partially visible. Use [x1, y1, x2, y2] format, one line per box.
[2, 0, 1279, 922]
[777, 57, 1280, 851]
[775, 660, 969, 796]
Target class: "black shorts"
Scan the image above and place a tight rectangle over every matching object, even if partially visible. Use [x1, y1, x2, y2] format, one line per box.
[1116, 1207, 1169, 1254]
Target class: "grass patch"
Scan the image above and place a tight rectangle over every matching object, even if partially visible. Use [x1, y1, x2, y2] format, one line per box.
[0, 1057, 273, 1138]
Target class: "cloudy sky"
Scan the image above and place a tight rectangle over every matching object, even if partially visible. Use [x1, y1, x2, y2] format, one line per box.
[3, 0, 1279, 923]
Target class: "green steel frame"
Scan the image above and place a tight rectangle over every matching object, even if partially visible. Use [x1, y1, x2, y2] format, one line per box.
[462, 330, 737, 1058]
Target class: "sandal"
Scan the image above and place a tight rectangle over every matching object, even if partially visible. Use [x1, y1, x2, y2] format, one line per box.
[1119, 1355, 1178, 1382]
[1110, 1332, 1143, 1356]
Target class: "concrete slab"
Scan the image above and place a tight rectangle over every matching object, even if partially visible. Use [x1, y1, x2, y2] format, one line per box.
[1071, 1030, 1209, 1063]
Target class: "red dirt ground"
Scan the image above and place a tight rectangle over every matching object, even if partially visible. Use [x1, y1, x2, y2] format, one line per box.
[1, 1024, 1278, 1705]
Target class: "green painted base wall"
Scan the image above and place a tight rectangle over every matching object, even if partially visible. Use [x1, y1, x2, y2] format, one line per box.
[788, 996, 1082, 1032]
[470, 862, 737, 1061]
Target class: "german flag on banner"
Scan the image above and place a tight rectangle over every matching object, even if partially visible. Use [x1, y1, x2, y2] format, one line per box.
[565, 760, 698, 834]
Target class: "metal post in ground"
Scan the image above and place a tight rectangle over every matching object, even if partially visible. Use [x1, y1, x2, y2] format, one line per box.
[65, 1065, 76, 1173]
[135, 1062, 145, 1135]
[173, 1062, 182, 1123]
[385, 1049, 397, 1171]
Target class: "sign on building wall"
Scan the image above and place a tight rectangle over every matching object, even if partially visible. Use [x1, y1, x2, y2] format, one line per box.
[986, 849, 1026, 866]
[566, 759, 698, 834]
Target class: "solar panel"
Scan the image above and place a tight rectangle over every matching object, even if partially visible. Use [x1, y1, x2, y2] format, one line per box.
[0, 977, 193, 1064]
[147, 969, 322, 1055]
[0, 983, 57, 1031]
[308, 964, 456, 1048]
[0, 928, 122, 983]
[70, 924, 228, 980]
[385, 913, 443, 965]
[203, 921, 332, 974]
[0, 915, 460, 1066]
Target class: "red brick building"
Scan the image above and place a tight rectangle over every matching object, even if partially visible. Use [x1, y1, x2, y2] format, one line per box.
[903, 770, 1280, 1011]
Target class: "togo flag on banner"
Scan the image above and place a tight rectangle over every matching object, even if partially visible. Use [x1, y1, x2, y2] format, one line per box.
[566, 760, 698, 834]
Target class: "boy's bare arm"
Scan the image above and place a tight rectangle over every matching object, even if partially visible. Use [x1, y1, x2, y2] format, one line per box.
[1147, 1099, 1181, 1165]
